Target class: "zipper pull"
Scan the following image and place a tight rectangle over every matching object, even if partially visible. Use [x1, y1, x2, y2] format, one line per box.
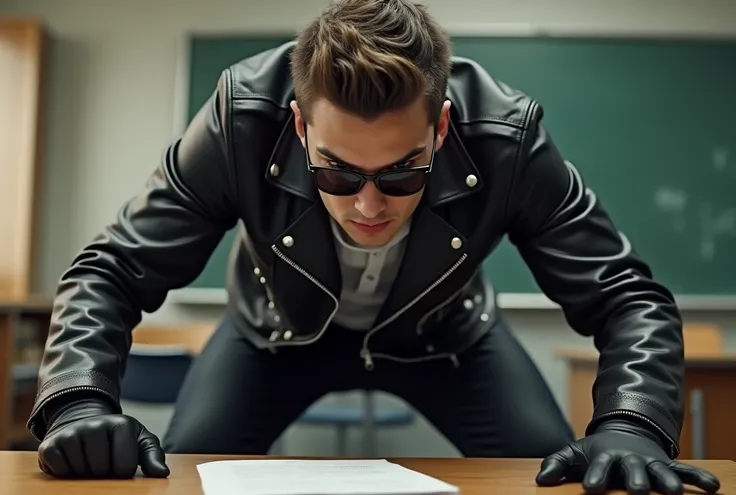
[361, 349, 375, 371]
[449, 354, 460, 368]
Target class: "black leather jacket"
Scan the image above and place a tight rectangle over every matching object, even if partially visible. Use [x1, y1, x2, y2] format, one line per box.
[28, 41, 685, 457]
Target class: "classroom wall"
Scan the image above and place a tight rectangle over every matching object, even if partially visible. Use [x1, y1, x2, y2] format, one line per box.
[2, 0, 736, 457]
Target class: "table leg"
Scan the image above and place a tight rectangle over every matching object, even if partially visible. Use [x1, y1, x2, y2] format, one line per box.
[0, 314, 14, 448]
[689, 388, 706, 459]
[363, 390, 375, 457]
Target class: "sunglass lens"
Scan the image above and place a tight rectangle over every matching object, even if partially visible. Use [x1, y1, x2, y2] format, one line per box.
[377, 170, 427, 196]
[314, 169, 362, 195]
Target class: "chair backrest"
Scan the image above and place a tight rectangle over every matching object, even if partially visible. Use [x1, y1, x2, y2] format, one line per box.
[682, 323, 723, 357]
[130, 322, 216, 354]
[121, 351, 192, 403]
[120, 322, 217, 403]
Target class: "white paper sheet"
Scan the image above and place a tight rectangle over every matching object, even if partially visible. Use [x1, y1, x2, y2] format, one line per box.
[196, 459, 460, 495]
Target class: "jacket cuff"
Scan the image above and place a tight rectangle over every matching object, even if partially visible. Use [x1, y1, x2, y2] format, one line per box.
[585, 392, 681, 459]
[27, 370, 121, 441]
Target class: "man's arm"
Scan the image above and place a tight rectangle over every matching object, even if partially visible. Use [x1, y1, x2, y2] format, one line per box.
[506, 104, 684, 457]
[27, 71, 240, 440]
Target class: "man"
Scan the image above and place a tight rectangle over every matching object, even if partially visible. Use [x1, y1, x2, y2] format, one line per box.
[28, 1, 720, 494]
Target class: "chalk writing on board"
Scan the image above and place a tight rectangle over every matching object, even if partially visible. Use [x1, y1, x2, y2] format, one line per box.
[713, 146, 729, 172]
[654, 186, 688, 233]
[654, 187, 688, 212]
[655, 184, 736, 261]
[698, 204, 736, 260]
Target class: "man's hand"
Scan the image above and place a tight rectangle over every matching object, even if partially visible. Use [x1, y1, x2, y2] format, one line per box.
[535, 420, 720, 495]
[37, 398, 170, 479]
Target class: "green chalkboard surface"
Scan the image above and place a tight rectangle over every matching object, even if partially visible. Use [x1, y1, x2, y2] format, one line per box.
[180, 35, 736, 297]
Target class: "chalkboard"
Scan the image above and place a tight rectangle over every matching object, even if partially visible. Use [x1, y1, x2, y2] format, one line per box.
[177, 34, 736, 299]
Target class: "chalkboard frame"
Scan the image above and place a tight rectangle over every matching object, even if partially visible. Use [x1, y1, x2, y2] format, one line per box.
[166, 25, 736, 311]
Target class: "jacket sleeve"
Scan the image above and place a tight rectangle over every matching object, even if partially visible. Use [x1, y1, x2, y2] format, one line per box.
[506, 103, 684, 458]
[27, 70, 240, 440]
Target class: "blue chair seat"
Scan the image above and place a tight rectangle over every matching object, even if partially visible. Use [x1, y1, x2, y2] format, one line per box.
[299, 403, 414, 427]
[286, 399, 416, 457]
[120, 346, 193, 404]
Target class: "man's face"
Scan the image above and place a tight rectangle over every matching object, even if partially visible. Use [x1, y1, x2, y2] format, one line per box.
[292, 97, 450, 247]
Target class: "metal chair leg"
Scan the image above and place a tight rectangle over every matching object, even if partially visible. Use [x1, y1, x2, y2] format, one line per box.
[363, 390, 376, 457]
[271, 437, 284, 455]
[336, 425, 348, 457]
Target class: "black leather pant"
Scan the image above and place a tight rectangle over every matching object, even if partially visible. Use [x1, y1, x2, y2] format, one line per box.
[162, 313, 575, 457]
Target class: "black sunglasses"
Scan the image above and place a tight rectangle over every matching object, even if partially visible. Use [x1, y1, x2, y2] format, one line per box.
[304, 127, 436, 197]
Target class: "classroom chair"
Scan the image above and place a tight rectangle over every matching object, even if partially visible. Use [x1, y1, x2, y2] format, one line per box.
[120, 323, 214, 403]
[293, 390, 416, 457]
[121, 323, 416, 457]
[119, 343, 193, 404]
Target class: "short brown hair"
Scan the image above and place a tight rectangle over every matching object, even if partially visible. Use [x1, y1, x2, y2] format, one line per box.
[291, 0, 452, 124]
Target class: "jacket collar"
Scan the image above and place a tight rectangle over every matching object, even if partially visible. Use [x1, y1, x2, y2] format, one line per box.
[264, 112, 484, 207]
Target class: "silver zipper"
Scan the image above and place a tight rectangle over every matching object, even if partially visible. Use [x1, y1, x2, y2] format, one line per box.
[262, 277, 276, 303]
[29, 385, 117, 441]
[376, 275, 478, 369]
[270, 245, 339, 346]
[363, 350, 459, 368]
[361, 253, 468, 369]
[365, 312, 490, 369]
[596, 409, 678, 458]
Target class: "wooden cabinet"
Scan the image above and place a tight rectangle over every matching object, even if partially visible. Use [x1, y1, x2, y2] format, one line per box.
[0, 18, 47, 301]
[0, 18, 52, 448]
[558, 348, 736, 460]
[0, 298, 52, 448]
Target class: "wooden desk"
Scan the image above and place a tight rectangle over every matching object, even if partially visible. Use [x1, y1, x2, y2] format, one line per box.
[557, 348, 736, 460]
[0, 452, 733, 494]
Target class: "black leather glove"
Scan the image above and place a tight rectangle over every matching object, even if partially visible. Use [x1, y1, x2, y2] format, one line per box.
[535, 419, 721, 495]
[37, 397, 170, 479]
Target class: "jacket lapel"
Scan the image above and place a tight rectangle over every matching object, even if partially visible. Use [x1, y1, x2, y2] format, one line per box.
[264, 116, 341, 299]
[272, 201, 342, 300]
[371, 202, 468, 328]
